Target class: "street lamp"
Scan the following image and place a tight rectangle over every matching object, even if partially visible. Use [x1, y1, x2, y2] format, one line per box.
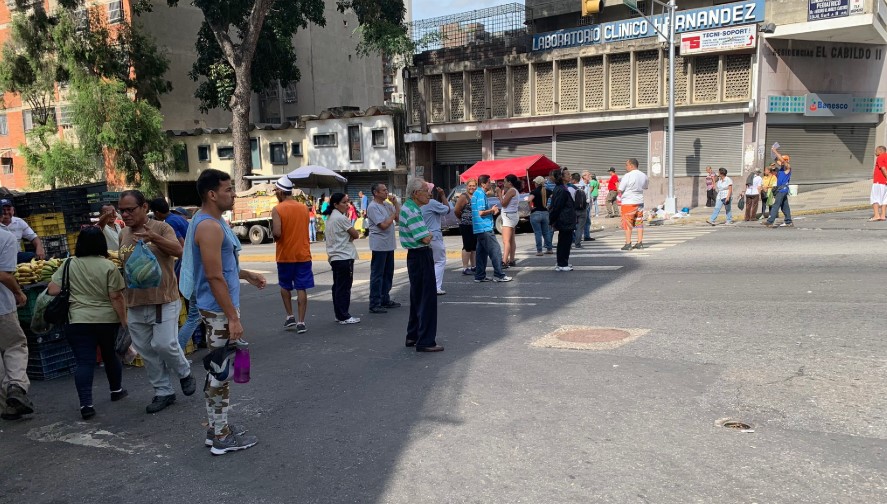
[625, 0, 678, 214]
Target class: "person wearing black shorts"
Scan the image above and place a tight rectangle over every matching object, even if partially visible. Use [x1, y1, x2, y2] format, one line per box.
[454, 179, 478, 275]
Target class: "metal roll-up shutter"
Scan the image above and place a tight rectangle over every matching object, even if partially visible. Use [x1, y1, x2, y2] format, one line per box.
[344, 172, 391, 203]
[670, 123, 743, 177]
[765, 124, 876, 184]
[494, 136, 553, 159]
[555, 128, 648, 175]
[436, 140, 483, 165]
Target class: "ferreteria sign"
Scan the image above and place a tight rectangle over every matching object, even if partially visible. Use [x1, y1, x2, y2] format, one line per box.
[531, 0, 765, 51]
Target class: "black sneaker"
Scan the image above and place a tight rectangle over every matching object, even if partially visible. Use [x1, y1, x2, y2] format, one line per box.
[6, 384, 34, 415]
[369, 306, 388, 314]
[620, 243, 632, 251]
[210, 432, 258, 456]
[1, 405, 22, 421]
[284, 316, 297, 329]
[80, 406, 96, 420]
[296, 323, 307, 334]
[110, 389, 128, 401]
[146, 394, 176, 414]
[632, 242, 644, 250]
[180, 374, 197, 396]
[205, 424, 248, 447]
[382, 301, 402, 309]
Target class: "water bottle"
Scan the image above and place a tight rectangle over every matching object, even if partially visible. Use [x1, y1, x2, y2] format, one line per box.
[232, 340, 251, 384]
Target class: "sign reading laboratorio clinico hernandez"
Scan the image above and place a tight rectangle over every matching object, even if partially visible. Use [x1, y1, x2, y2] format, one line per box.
[531, 0, 764, 52]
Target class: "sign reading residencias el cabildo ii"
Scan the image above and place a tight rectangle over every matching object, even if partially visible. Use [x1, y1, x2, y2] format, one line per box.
[531, 0, 764, 51]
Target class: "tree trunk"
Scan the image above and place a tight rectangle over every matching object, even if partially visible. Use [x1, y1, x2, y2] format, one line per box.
[230, 70, 252, 192]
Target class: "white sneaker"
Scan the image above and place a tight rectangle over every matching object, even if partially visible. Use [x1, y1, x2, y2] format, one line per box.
[555, 266, 574, 272]
[437, 290, 447, 295]
[338, 317, 361, 325]
[493, 276, 512, 282]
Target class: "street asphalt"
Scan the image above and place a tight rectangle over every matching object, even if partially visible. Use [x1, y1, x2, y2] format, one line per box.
[1, 210, 885, 503]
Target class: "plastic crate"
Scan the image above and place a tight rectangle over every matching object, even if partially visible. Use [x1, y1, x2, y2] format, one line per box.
[42, 234, 70, 258]
[27, 339, 75, 381]
[25, 324, 66, 345]
[16, 284, 45, 326]
[25, 212, 67, 236]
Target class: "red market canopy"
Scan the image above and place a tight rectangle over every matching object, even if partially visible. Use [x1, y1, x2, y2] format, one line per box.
[459, 154, 559, 183]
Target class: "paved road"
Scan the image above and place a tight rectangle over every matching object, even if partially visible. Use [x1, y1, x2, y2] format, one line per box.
[1, 211, 884, 503]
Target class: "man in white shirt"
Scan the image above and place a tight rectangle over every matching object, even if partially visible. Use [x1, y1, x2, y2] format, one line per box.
[0, 199, 45, 263]
[617, 158, 649, 250]
[0, 226, 35, 421]
[98, 203, 122, 251]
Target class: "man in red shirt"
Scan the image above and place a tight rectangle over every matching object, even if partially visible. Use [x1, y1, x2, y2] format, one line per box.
[870, 145, 887, 221]
[605, 167, 620, 218]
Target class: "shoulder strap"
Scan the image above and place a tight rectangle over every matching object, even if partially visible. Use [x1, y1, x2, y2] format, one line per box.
[61, 258, 72, 291]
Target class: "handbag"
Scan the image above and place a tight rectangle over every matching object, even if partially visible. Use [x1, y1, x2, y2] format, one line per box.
[737, 195, 746, 210]
[44, 259, 72, 325]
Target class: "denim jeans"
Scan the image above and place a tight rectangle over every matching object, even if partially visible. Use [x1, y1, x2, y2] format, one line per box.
[66, 323, 122, 408]
[475, 231, 505, 280]
[177, 294, 203, 350]
[583, 206, 592, 239]
[369, 250, 394, 309]
[591, 198, 599, 217]
[709, 198, 733, 223]
[767, 191, 792, 225]
[309, 218, 316, 242]
[529, 211, 553, 252]
[575, 211, 588, 246]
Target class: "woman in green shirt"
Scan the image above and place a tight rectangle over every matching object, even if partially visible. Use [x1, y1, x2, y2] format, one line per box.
[589, 174, 601, 217]
[48, 227, 128, 420]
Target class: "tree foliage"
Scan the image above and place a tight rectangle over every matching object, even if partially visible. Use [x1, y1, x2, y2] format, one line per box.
[0, 1, 176, 191]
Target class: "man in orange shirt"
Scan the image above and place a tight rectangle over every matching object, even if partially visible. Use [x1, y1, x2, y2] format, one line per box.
[271, 176, 313, 333]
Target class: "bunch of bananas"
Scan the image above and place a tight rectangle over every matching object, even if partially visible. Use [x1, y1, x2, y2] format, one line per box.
[108, 250, 123, 268]
[14, 258, 64, 285]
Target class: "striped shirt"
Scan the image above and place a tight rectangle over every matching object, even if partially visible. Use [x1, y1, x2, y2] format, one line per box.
[399, 198, 430, 249]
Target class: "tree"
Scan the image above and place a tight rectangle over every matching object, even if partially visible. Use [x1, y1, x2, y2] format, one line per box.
[0, 1, 177, 191]
[159, 0, 409, 190]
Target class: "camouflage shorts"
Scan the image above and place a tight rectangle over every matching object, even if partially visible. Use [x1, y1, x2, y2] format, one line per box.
[199, 309, 240, 436]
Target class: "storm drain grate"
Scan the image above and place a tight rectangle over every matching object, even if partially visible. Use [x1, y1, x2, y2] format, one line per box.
[531, 326, 650, 351]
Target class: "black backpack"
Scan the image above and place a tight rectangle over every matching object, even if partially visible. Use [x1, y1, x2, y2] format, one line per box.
[573, 188, 588, 210]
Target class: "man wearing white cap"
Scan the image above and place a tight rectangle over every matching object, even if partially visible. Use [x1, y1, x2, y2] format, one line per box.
[271, 176, 313, 332]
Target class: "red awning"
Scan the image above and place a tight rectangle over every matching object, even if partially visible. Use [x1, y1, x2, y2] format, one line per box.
[459, 154, 559, 183]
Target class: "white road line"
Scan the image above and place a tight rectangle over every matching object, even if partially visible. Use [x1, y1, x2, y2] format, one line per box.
[441, 301, 537, 306]
[515, 266, 623, 271]
[466, 295, 551, 299]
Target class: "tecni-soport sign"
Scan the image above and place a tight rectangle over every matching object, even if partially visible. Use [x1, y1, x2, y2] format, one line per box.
[804, 93, 853, 116]
[531, 0, 764, 51]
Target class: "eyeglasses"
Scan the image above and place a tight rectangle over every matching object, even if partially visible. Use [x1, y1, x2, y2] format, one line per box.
[119, 206, 140, 215]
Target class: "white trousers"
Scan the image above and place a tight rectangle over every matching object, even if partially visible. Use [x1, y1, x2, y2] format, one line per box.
[430, 234, 446, 291]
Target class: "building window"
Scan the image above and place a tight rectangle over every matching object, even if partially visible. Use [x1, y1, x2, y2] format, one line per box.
[108, 0, 123, 24]
[217, 146, 234, 159]
[1, 158, 12, 175]
[74, 8, 89, 31]
[270, 142, 288, 165]
[22, 110, 34, 132]
[58, 105, 73, 127]
[371, 128, 386, 147]
[197, 145, 210, 162]
[348, 125, 362, 162]
[174, 145, 189, 173]
[291, 142, 303, 157]
[283, 82, 298, 103]
[313, 133, 337, 147]
[0, 115, 7, 136]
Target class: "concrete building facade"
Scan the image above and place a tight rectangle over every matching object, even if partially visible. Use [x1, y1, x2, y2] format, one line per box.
[0, 0, 388, 190]
[404, 0, 887, 208]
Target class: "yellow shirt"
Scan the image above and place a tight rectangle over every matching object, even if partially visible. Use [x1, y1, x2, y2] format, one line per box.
[761, 174, 777, 191]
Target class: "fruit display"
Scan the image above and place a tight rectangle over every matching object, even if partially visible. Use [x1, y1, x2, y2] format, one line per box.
[108, 250, 123, 268]
[14, 258, 66, 286]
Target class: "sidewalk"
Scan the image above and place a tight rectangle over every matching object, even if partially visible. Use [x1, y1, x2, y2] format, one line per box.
[662, 180, 871, 225]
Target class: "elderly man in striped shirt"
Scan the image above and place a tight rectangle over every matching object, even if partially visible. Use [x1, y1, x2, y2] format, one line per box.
[399, 177, 443, 353]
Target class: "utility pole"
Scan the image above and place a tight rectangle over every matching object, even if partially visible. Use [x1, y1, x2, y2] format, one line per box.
[625, 0, 678, 214]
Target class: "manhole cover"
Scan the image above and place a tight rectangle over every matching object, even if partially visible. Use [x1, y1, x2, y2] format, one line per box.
[716, 418, 755, 432]
[532, 325, 649, 351]
[556, 328, 631, 344]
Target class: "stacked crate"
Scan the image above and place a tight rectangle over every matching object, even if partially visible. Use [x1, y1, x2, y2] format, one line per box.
[13, 182, 108, 258]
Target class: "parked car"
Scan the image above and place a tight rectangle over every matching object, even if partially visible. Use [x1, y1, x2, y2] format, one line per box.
[445, 184, 531, 234]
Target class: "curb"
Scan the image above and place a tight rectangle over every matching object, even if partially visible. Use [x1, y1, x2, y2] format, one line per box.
[660, 204, 868, 226]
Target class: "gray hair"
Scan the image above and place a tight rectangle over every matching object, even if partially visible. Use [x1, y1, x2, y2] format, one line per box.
[406, 177, 427, 198]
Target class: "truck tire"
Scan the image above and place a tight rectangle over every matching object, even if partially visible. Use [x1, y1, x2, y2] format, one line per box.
[248, 225, 267, 245]
[232, 225, 249, 241]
